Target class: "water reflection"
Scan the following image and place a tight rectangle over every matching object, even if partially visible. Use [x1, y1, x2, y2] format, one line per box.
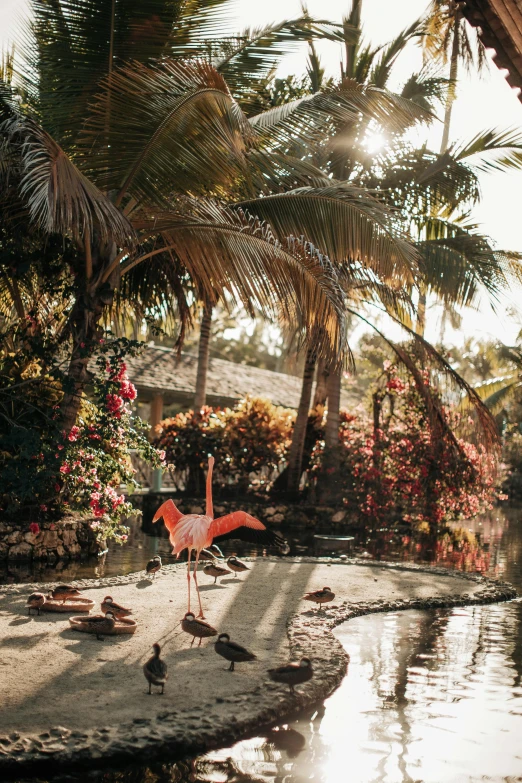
[8, 507, 522, 783]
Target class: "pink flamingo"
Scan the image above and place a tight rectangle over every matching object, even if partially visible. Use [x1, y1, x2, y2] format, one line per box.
[153, 456, 284, 618]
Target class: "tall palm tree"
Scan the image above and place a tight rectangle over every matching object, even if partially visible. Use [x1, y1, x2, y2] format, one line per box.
[423, 0, 487, 153]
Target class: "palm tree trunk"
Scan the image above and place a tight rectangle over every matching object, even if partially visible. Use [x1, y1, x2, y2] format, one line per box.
[194, 304, 213, 411]
[313, 358, 329, 407]
[416, 288, 427, 337]
[440, 8, 461, 154]
[318, 367, 342, 503]
[286, 346, 316, 494]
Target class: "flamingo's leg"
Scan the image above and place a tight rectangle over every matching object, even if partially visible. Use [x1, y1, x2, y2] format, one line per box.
[192, 550, 205, 619]
[187, 548, 192, 614]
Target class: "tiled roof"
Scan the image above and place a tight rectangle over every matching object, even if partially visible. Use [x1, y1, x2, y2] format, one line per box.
[462, 0, 522, 97]
[126, 344, 308, 409]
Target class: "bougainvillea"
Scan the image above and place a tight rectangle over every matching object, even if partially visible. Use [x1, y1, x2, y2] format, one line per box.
[311, 364, 502, 530]
[0, 316, 163, 542]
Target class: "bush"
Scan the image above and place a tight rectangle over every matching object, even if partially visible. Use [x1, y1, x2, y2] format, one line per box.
[155, 396, 294, 493]
[0, 319, 163, 542]
[311, 364, 501, 530]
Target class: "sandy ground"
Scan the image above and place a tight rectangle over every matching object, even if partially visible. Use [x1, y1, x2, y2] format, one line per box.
[0, 558, 488, 737]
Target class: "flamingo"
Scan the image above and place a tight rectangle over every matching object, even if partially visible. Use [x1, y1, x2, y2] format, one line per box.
[152, 456, 283, 618]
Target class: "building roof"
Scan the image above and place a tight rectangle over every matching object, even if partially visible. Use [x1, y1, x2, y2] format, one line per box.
[126, 345, 311, 410]
[462, 0, 522, 96]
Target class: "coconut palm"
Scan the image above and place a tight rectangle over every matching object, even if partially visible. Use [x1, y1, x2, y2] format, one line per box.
[423, 0, 487, 152]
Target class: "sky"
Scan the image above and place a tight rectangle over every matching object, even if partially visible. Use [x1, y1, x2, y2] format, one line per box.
[3, 0, 522, 347]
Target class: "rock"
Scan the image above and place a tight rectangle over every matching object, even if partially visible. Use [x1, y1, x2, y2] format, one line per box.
[265, 507, 276, 516]
[0, 543, 8, 560]
[189, 505, 203, 515]
[42, 530, 59, 548]
[271, 513, 285, 524]
[5, 531, 22, 545]
[331, 510, 346, 523]
[275, 505, 287, 513]
[8, 542, 33, 560]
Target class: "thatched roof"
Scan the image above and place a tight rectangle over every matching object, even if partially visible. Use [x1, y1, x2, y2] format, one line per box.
[462, 0, 522, 95]
[126, 345, 308, 409]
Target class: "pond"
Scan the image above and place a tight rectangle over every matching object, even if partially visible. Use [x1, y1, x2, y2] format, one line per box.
[6, 506, 522, 783]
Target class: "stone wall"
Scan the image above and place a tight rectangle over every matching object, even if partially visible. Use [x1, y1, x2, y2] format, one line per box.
[0, 516, 105, 562]
[139, 494, 359, 534]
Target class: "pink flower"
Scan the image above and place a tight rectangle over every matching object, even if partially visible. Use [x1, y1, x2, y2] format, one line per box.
[39, 504, 48, 512]
[49, 523, 56, 531]
[29, 522, 40, 535]
[106, 393, 124, 414]
[121, 534, 128, 541]
[68, 425, 81, 442]
[119, 380, 137, 401]
[59, 464, 71, 475]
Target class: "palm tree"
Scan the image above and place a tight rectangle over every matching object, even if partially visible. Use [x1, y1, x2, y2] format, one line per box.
[423, 0, 487, 153]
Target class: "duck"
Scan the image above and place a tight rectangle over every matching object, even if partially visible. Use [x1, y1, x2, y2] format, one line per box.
[143, 643, 168, 695]
[101, 596, 132, 618]
[27, 592, 46, 616]
[227, 556, 249, 578]
[200, 544, 224, 561]
[214, 633, 256, 672]
[267, 657, 313, 692]
[203, 563, 231, 583]
[302, 586, 335, 608]
[81, 610, 116, 640]
[146, 555, 162, 579]
[181, 611, 218, 647]
[50, 584, 82, 603]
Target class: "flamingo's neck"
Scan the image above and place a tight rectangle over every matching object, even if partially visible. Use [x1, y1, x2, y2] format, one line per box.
[206, 456, 215, 518]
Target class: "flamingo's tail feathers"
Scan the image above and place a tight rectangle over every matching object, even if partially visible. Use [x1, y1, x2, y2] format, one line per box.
[152, 499, 183, 534]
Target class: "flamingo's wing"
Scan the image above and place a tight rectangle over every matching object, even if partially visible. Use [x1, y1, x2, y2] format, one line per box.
[152, 499, 183, 535]
[209, 511, 285, 548]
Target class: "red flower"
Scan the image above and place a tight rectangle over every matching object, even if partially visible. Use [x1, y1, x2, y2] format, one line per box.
[120, 380, 137, 401]
[29, 522, 40, 535]
[68, 425, 81, 442]
[106, 393, 124, 414]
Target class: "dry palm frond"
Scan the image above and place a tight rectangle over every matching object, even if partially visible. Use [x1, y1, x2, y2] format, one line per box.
[78, 58, 252, 208]
[1, 110, 133, 246]
[129, 200, 347, 364]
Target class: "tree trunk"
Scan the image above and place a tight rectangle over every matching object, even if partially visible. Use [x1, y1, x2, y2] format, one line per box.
[416, 288, 427, 338]
[313, 358, 329, 407]
[318, 367, 342, 503]
[194, 304, 213, 411]
[440, 9, 461, 154]
[286, 346, 317, 495]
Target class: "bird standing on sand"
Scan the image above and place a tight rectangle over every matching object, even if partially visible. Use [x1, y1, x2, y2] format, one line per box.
[214, 633, 256, 672]
[50, 584, 81, 603]
[146, 555, 162, 579]
[181, 611, 218, 647]
[27, 592, 46, 615]
[101, 596, 132, 618]
[227, 556, 249, 578]
[267, 657, 313, 692]
[203, 563, 232, 583]
[81, 610, 116, 640]
[153, 456, 284, 618]
[143, 643, 168, 695]
[302, 587, 335, 608]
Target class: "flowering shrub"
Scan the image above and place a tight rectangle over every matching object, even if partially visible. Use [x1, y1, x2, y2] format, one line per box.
[0, 317, 163, 542]
[155, 397, 294, 492]
[311, 364, 501, 530]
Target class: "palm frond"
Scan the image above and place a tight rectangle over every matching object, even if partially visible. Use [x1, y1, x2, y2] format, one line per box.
[234, 185, 419, 283]
[474, 376, 521, 413]
[1, 109, 133, 246]
[400, 66, 449, 112]
[78, 58, 251, 208]
[129, 200, 347, 363]
[249, 81, 430, 152]
[452, 128, 522, 173]
[369, 17, 425, 88]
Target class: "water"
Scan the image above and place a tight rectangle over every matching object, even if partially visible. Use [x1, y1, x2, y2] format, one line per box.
[7, 507, 522, 783]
